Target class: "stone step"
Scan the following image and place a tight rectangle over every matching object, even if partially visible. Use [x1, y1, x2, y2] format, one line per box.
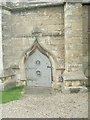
[24, 86, 54, 95]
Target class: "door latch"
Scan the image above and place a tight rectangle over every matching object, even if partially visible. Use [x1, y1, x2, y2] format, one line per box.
[47, 66, 52, 68]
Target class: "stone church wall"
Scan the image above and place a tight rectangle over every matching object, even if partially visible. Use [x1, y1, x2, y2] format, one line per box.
[2, 5, 65, 83]
[1, 3, 89, 91]
[11, 5, 64, 69]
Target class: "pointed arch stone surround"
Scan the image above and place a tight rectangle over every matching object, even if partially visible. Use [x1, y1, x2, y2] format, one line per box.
[19, 39, 59, 88]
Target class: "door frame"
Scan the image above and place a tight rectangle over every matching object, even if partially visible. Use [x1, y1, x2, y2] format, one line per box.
[19, 40, 57, 87]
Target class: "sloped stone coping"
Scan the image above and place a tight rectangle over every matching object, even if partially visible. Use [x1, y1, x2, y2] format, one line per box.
[1, 2, 64, 12]
[1, 0, 90, 11]
[62, 70, 87, 81]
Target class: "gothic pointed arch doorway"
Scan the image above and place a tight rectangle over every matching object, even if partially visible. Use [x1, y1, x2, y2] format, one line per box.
[19, 40, 57, 88]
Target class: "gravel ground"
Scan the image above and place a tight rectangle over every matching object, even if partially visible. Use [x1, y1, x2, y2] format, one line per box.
[1, 92, 88, 118]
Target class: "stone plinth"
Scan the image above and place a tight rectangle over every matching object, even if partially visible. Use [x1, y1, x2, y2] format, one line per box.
[62, 71, 88, 93]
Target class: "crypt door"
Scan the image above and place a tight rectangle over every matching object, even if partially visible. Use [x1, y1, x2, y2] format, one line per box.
[25, 49, 52, 87]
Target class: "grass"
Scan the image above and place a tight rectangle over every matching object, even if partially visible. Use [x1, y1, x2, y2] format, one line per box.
[0, 86, 24, 104]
